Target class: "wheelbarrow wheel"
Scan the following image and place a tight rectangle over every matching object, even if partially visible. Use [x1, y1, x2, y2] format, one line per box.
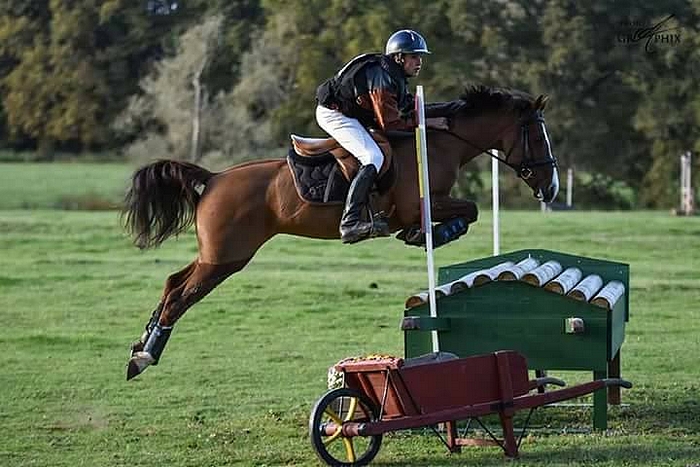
[309, 388, 382, 466]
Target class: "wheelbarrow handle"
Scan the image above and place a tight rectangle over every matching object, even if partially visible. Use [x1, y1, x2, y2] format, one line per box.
[602, 378, 633, 389]
[530, 376, 566, 390]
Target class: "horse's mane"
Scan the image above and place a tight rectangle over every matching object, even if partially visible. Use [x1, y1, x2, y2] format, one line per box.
[426, 85, 534, 118]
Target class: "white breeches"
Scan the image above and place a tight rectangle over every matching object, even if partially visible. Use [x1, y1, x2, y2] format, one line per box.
[315, 105, 384, 171]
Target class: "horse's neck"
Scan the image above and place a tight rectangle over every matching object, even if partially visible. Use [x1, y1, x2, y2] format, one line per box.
[454, 112, 510, 166]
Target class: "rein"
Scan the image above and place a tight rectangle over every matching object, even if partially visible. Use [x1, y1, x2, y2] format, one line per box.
[442, 109, 557, 180]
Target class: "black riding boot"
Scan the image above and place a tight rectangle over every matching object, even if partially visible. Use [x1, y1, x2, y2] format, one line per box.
[340, 165, 388, 244]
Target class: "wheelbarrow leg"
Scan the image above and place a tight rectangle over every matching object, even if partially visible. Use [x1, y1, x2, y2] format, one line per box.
[445, 421, 461, 453]
[499, 412, 519, 457]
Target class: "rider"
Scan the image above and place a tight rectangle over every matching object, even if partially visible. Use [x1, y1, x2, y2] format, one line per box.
[315, 29, 448, 244]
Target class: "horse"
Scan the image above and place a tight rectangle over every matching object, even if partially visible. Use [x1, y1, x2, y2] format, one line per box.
[124, 85, 559, 380]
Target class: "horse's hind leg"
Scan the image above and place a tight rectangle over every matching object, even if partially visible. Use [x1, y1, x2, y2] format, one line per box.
[130, 261, 198, 355]
[127, 259, 249, 380]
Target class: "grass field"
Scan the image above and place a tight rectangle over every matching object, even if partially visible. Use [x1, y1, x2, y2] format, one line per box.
[1, 163, 700, 466]
[0, 162, 132, 209]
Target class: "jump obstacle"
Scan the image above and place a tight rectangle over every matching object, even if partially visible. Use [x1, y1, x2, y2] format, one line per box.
[310, 249, 632, 465]
[308, 87, 630, 464]
[403, 249, 630, 431]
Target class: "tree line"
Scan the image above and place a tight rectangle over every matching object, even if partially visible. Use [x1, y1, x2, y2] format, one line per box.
[0, 0, 697, 208]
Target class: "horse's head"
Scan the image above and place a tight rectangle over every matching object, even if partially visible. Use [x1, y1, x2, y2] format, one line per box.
[500, 94, 559, 203]
[438, 86, 559, 203]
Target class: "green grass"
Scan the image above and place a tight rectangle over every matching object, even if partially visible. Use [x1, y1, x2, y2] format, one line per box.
[1, 207, 699, 466]
[0, 162, 132, 209]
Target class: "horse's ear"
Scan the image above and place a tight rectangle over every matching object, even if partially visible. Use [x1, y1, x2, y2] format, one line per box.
[535, 94, 549, 110]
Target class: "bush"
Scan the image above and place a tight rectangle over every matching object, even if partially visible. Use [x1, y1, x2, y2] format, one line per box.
[450, 166, 638, 210]
[572, 173, 636, 210]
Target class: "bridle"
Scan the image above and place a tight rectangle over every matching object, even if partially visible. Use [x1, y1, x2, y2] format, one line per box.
[443, 109, 558, 180]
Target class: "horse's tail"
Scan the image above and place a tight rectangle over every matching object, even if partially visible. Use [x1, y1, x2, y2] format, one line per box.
[122, 159, 214, 249]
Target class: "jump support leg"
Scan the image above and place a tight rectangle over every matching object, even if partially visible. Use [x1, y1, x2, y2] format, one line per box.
[593, 355, 623, 430]
[593, 369, 607, 430]
[608, 351, 621, 405]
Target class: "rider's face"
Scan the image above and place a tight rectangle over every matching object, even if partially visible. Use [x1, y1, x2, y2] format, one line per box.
[400, 53, 422, 77]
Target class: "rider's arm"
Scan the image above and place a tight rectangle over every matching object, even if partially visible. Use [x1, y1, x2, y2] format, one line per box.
[359, 67, 416, 131]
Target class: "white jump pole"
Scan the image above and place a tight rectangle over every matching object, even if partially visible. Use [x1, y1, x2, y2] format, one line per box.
[566, 167, 574, 208]
[415, 86, 439, 353]
[681, 152, 693, 215]
[491, 153, 500, 256]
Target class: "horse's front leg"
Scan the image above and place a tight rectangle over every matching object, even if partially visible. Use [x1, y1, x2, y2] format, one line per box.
[397, 196, 478, 248]
[431, 196, 479, 223]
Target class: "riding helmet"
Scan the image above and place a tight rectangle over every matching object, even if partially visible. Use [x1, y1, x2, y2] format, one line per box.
[385, 29, 431, 55]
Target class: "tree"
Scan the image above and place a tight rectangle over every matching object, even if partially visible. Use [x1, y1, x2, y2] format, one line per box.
[0, 0, 202, 155]
[630, 5, 700, 207]
[116, 15, 224, 163]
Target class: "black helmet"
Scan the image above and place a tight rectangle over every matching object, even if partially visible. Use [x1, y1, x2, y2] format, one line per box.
[385, 29, 431, 55]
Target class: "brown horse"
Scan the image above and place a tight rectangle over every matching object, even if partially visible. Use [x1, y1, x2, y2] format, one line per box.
[124, 85, 559, 380]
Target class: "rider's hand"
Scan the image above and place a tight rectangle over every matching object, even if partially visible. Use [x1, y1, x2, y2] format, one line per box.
[426, 117, 449, 130]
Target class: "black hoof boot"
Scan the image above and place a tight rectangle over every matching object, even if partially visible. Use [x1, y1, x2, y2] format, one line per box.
[433, 217, 469, 248]
[398, 217, 470, 248]
[144, 324, 172, 366]
[130, 303, 163, 357]
[126, 324, 172, 381]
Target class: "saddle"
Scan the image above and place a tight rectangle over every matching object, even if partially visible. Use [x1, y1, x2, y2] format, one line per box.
[287, 130, 396, 205]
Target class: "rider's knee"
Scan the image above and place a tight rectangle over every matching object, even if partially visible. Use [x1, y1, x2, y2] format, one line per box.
[357, 149, 384, 171]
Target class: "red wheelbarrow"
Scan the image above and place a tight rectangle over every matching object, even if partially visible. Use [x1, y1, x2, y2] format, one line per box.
[309, 350, 631, 465]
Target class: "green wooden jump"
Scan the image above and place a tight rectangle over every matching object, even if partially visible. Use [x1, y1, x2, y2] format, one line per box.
[403, 249, 630, 430]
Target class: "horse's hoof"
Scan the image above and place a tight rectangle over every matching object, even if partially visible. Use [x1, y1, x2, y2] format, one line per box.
[397, 227, 425, 247]
[369, 220, 390, 238]
[370, 225, 391, 238]
[126, 352, 155, 381]
[126, 360, 141, 381]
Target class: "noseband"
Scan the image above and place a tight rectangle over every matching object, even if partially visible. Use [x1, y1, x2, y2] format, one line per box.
[444, 109, 558, 180]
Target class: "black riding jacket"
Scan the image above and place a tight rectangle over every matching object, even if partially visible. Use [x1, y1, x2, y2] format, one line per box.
[316, 54, 416, 131]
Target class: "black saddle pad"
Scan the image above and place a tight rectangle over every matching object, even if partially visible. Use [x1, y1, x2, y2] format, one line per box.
[286, 149, 349, 204]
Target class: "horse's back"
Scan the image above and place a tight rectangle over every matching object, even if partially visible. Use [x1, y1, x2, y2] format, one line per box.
[195, 157, 341, 259]
[195, 158, 290, 262]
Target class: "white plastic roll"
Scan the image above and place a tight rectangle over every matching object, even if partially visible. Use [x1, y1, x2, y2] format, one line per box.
[544, 267, 583, 294]
[567, 274, 604, 302]
[591, 281, 626, 309]
[473, 261, 515, 286]
[521, 260, 563, 287]
[405, 292, 429, 309]
[448, 271, 481, 293]
[497, 257, 540, 281]
[435, 281, 454, 297]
